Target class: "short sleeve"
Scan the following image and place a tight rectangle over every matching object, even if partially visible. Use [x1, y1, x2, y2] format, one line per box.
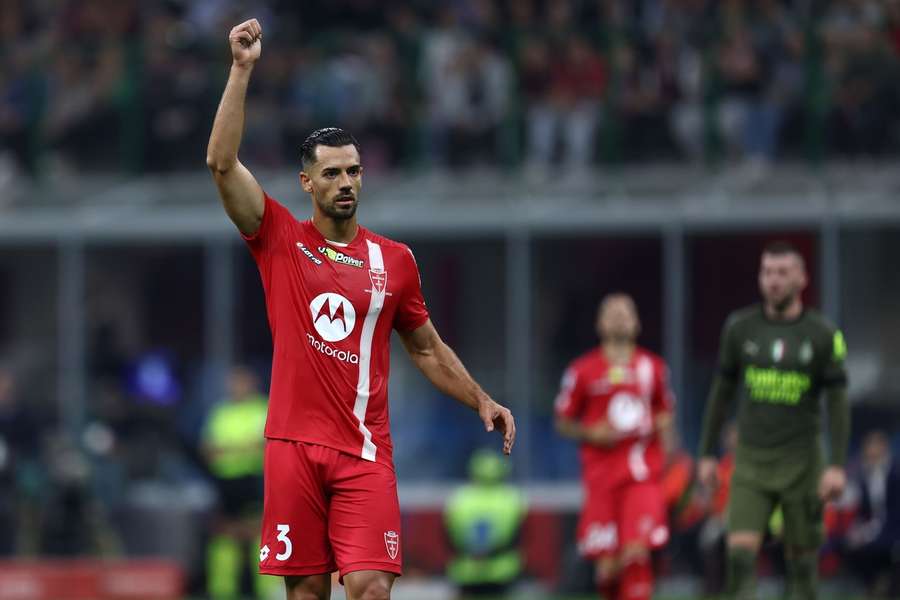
[822, 327, 848, 388]
[241, 193, 292, 261]
[393, 246, 430, 332]
[652, 360, 676, 415]
[717, 316, 741, 380]
[554, 365, 586, 420]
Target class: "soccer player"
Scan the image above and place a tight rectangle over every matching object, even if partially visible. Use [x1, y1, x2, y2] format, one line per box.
[697, 241, 849, 600]
[555, 293, 674, 600]
[206, 19, 516, 600]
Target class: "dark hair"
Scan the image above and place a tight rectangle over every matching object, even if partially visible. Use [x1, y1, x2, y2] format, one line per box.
[763, 240, 805, 268]
[299, 127, 360, 168]
[763, 240, 800, 257]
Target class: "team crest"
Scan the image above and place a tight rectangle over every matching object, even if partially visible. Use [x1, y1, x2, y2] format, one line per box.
[369, 268, 388, 295]
[799, 340, 813, 364]
[384, 530, 399, 560]
[772, 339, 785, 363]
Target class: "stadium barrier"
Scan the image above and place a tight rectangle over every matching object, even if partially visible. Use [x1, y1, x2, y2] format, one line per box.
[0, 559, 183, 600]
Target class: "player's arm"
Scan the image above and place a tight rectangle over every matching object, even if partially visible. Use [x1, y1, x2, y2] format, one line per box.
[398, 319, 516, 455]
[652, 361, 677, 453]
[697, 317, 740, 487]
[556, 417, 620, 447]
[552, 366, 618, 446]
[206, 19, 265, 236]
[820, 329, 850, 500]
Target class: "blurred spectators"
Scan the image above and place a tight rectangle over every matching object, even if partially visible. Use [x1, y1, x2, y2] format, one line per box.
[0, 366, 40, 555]
[842, 429, 900, 597]
[524, 35, 606, 175]
[5, 0, 900, 184]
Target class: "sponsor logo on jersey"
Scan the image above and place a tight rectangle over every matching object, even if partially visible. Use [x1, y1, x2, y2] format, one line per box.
[306, 333, 360, 364]
[296, 242, 323, 265]
[318, 245, 364, 268]
[744, 366, 811, 405]
[259, 545, 270, 562]
[608, 366, 626, 384]
[310, 293, 356, 342]
[384, 531, 399, 560]
[607, 392, 647, 433]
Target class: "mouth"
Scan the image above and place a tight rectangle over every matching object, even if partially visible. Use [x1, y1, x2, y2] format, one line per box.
[335, 195, 355, 208]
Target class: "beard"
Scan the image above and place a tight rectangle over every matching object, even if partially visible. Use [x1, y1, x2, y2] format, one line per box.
[769, 290, 797, 313]
[318, 197, 358, 220]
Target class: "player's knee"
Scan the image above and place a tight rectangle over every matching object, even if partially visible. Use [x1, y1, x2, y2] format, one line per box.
[619, 542, 650, 565]
[728, 531, 762, 553]
[595, 557, 619, 583]
[355, 581, 391, 600]
[345, 576, 391, 600]
[284, 575, 330, 600]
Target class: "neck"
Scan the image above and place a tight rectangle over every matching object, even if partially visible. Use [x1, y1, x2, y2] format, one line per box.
[313, 213, 358, 244]
[763, 296, 803, 321]
[602, 340, 635, 364]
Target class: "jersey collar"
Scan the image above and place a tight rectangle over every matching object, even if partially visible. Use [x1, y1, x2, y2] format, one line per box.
[304, 220, 367, 251]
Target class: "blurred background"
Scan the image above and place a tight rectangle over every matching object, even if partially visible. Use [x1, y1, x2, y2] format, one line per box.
[1, 0, 900, 598]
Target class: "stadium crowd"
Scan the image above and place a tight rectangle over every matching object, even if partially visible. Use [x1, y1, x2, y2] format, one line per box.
[4, 0, 900, 183]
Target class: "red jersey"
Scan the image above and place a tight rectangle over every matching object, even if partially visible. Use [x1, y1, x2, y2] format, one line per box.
[555, 347, 674, 487]
[243, 194, 429, 469]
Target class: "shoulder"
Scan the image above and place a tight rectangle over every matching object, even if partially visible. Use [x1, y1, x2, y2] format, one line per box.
[567, 349, 601, 376]
[363, 229, 418, 264]
[363, 229, 413, 253]
[724, 305, 760, 332]
[803, 308, 839, 335]
[263, 193, 299, 223]
[637, 347, 669, 371]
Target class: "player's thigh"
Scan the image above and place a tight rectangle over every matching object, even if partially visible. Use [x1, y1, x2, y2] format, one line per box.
[259, 440, 335, 576]
[727, 477, 777, 540]
[619, 480, 669, 552]
[780, 482, 824, 550]
[576, 484, 618, 559]
[328, 456, 403, 580]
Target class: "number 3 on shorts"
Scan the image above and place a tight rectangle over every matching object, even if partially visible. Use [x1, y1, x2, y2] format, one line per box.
[275, 524, 292, 561]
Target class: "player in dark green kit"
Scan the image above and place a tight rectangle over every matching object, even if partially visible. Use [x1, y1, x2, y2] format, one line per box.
[697, 241, 849, 600]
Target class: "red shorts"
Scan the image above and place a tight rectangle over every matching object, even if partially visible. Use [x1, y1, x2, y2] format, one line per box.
[576, 479, 669, 559]
[258, 439, 402, 580]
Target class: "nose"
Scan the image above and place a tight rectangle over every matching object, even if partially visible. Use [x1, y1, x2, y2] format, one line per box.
[338, 171, 352, 190]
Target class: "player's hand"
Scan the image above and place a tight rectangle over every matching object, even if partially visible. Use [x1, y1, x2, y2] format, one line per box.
[478, 398, 516, 455]
[818, 465, 846, 502]
[583, 422, 620, 447]
[698, 456, 719, 490]
[229, 19, 262, 67]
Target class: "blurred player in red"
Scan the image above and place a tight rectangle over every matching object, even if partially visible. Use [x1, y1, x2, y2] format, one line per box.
[206, 18, 516, 600]
[555, 294, 674, 600]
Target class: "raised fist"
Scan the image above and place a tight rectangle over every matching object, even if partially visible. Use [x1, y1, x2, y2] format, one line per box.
[229, 19, 262, 67]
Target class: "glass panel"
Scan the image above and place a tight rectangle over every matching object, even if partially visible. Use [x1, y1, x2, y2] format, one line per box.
[839, 228, 900, 446]
[82, 244, 206, 556]
[0, 245, 59, 419]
